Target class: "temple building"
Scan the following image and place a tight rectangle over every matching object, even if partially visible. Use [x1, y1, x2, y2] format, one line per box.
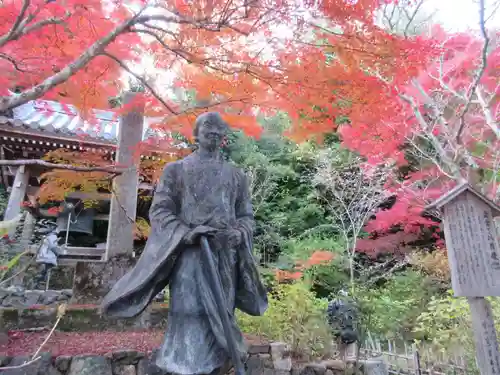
[0, 97, 183, 264]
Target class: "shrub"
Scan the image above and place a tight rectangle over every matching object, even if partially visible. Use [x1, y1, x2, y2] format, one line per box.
[409, 249, 451, 285]
[355, 270, 439, 339]
[304, 259, 350, 299]
[237, 280, 333, 359]
[414, 290, 500, 372]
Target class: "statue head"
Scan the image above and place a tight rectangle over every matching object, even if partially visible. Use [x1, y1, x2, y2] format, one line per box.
[193, 112, 229, 151]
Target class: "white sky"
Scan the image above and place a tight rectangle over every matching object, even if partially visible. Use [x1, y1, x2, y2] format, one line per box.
[425, 0, 500, 30]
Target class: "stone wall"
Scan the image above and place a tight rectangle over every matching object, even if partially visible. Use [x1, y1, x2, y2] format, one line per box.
[0, 287, 72, 308]
[0, 343, 386, 375]
[20, 264, 75, 290]
[1, 303, 169, 332]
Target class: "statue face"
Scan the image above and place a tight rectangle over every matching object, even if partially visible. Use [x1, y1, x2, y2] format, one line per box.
[197, 116, 227, 151]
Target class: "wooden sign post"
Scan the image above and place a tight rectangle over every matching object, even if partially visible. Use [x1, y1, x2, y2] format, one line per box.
[428, 182, 500, 375]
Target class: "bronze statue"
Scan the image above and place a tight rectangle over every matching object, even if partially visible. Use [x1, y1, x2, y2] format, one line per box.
[101, 112, 268, 375]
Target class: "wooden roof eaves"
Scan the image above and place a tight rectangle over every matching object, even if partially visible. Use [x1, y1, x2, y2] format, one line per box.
[426, 180, 500, 216]
[0, 124, 117, 148]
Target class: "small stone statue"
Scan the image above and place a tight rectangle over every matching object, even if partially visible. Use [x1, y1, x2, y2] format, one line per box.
[101, 112, 268, 375]
[326, 291, 360, 346]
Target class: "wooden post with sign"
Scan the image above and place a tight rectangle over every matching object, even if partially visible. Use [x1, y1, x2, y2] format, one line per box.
[427, 181, 500, 375]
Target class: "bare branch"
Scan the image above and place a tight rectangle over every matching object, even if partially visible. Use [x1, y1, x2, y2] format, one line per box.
[313, 148, 392, 288]
[102, 52, 179, 114]
[382, 3, 397, 31]
[403, 0, 424, 37]
[455, 0, 490, 143]
[246, 166, 276, 215]
[0, 159, 127, 174]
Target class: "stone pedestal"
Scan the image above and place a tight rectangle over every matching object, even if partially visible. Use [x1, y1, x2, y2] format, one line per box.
[71, 255, 136, 304]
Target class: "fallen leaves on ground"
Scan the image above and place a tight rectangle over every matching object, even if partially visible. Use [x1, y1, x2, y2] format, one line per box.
[0, 331, 268, 357]
[0, 330, 165, 356]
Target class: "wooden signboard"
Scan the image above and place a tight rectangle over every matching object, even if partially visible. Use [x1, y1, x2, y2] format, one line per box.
[428, 181, 500, 375]
[441, 191, 500, 296]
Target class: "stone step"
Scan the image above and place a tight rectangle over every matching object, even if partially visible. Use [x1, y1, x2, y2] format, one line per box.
[0, 346, 364, 375]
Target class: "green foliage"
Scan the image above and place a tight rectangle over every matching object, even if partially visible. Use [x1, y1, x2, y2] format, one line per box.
[185, 113, 467, 356]
[226, 115, 331, 262]
[305, 260, 351, 299]
[282, 236, 344, 260]
[237, 281, 333, 359]
[355, 270, 440, 339]
[414, 291, 500, 370]
[414, 291, 473, 350]
[411, 291, 500, 374]
[0, 251, 27, 282]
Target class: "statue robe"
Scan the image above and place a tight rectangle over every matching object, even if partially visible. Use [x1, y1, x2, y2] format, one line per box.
[100, 153, 268, 375]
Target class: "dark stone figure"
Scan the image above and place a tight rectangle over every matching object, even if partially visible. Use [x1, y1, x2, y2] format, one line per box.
[101, 112, 268, 375]
[326, 295, 360, 345]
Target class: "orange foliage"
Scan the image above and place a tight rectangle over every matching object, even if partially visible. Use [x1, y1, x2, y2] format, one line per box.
[0, 0, 435, 140]
[0, 0, 136, 114]
[37, 147, 184, 204]
[275, 270, 303, 283]
[275, 250, 335, 283]
[295, 250, 336, 270]
[174, 2, 437, 140]
[1, 0, 444, 228]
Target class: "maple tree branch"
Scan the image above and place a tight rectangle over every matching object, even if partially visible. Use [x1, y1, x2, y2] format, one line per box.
[102, 52, 178, 115]
[0, 6, 149, 112]
[0, 159, 127, 174]
[135, 14, 213, 31]
[0, 0, 30, 48]
[0, 53, 29, 73]
[398, 92, 463, 179]
[0, 3, 70, 49]
[428, 54, 466, 101]
[455, 0, 490, 143]
[129, 28, 194, 63]
[21, 11, 71, 36]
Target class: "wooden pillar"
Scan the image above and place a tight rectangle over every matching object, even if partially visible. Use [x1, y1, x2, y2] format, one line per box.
[106, 91, 144, 258]
[72, 92, 144, 304]
[4, 165, 29, 236]
[20, 212, 35, 246]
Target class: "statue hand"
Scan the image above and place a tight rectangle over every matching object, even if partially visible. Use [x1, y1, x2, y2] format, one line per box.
[184, 225, 217, 245]
[213, 228, 242, 248]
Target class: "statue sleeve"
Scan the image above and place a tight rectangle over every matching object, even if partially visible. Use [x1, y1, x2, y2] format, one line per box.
[234, 170, 268, 316]
[235, 171, 255, 234]
[149, 162, 189, 232]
